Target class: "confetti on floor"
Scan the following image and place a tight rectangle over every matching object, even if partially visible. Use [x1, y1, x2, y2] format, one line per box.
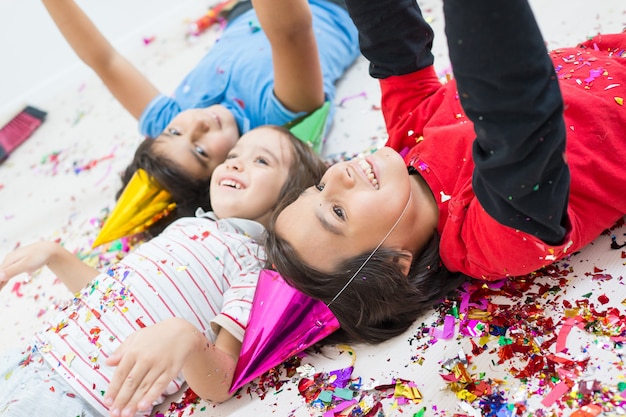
[1, 0, 625, 416]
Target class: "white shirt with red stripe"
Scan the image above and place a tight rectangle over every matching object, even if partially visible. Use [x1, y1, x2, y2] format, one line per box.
[35, 211, 266, 415]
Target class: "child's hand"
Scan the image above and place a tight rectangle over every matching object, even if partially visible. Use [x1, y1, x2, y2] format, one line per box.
[104, 318, 200, 417]
[0, 241, 58, 291]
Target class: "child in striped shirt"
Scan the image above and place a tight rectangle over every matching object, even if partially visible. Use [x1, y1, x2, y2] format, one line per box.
[0, 124, 326, 417]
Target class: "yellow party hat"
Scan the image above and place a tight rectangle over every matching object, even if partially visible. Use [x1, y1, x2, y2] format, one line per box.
[92, 169, 176, 248]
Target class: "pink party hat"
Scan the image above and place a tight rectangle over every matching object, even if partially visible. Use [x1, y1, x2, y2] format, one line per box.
[230, 270, 339, 393]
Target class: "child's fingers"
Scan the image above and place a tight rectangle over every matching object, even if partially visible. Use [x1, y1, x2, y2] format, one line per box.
[103, 349, 127, 407]
[105, 349, 123, 367]
[106, 362, 152, 417]
[105, 364, 141, 413]
[133, 373, 174, 413]
[0, 251, 38, 280]
[136, 376, 170, 411]
[0, 243, 53, 279]
[0, 262, 23, 285]
[0, 257, 38, 285]
[0, 271, 9, 292]
[116, 368, 165, 417]
[103, 343, 129, 405]
[0, 253, 17, 273]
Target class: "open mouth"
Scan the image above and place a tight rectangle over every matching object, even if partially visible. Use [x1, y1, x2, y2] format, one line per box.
[357, 157, 379, 189]
[219, 179, 243, 189]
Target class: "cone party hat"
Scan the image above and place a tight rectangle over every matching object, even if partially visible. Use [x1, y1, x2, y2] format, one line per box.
[92, 102, 329, 247]
[230, 270, 339, 393]
[284, 101, 330, 153]
[92, 169, 176, 247]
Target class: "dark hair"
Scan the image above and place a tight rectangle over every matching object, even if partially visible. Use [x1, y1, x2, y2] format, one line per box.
[265, 189, 468, 345]
[117, 138, 214, 236]
[118, 127, 327, 236]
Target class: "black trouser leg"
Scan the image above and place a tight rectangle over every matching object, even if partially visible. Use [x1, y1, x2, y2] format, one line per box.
[344, 0, 435, 78]
[443, 0, 569, 243]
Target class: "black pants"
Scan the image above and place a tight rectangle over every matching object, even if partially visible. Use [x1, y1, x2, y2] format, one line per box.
[344, 0, 569, 244]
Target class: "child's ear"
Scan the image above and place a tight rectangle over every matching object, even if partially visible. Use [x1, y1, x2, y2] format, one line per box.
[392, 250, 413, 276]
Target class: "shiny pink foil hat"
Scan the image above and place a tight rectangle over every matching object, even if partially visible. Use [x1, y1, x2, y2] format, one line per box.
[230, 269, 339, 393]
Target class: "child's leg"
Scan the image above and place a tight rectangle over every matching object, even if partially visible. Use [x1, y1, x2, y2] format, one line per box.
[443, 0, 570, 244]
[343, 0, 434, 78]
[0, 348, 99, 416]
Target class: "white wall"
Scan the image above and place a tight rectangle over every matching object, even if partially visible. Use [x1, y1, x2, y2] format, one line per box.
[0, 0, 209, 120]
[0, 0, 623, 122]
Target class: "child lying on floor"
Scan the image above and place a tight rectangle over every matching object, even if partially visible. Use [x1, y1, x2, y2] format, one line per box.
[0, 125, 326, 417]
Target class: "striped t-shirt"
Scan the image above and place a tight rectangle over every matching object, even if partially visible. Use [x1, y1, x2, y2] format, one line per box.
[35, 211, 265, 415]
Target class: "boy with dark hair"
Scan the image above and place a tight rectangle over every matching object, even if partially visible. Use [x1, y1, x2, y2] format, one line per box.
[266, 0, 626, 344]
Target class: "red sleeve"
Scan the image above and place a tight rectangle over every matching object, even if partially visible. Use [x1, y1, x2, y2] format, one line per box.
[379, 66, 443, 153]
[441, 196, 576, 280]
[577, 32, 626, 51]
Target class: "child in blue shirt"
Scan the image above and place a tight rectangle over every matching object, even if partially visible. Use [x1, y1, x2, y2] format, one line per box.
[43, 0, 358, 223]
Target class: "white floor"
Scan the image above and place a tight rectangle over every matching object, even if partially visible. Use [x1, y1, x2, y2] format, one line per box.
[0, 0, 625, 416]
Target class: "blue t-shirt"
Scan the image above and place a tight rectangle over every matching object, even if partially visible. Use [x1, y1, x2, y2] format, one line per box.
[139, 0, 359, 138]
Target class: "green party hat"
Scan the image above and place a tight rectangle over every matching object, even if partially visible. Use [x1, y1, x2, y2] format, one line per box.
[283, 101, 330, 153]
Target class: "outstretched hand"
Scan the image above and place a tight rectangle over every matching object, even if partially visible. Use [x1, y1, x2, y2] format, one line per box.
[0, 240, 98, 294]
[0, 241, 57, 292]
[104, 318, 201, 417]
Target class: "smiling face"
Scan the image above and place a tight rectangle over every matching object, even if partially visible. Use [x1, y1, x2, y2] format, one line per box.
[273, 147, 439, 273]
[152, 105, 240, 180]
[209, 126, 295, 227]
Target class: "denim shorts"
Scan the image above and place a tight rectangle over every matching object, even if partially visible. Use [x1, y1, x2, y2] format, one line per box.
[0, 346, 100, 417]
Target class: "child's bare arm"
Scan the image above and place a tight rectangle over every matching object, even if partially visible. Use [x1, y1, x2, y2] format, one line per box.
[41, 0, 159, 119]
[184, 326, 240, 402]
[252, 0, 324, 113]
[104, 318, 240, 415]
[0, 241, 99, 293]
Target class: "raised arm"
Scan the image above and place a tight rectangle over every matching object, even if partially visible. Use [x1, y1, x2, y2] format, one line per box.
[0, 241, 99, 294]
[443, 0, 569, 244]
[344, 0, 434, 78]
[251, 0, 324, 112]
[41, 0, 160, 119]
